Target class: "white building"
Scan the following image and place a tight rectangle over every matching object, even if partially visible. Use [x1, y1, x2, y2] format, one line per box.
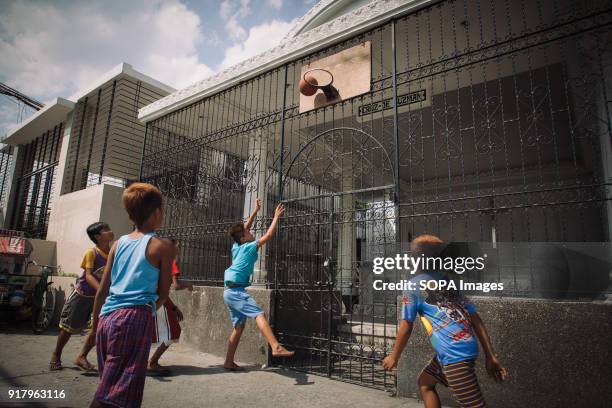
[1, 63, 174, 271]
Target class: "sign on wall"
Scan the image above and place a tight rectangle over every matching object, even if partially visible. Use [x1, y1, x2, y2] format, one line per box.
[358, 89, 427, 116]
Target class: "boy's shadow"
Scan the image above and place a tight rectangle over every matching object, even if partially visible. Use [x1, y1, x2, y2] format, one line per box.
[67, 367, 99, 377]
[265, 366, 315, 386]
[147, 364, 258, 381]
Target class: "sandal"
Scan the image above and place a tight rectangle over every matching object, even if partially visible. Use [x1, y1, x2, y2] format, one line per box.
[75, 359, 97, 372]
[49, 359, 63, 371]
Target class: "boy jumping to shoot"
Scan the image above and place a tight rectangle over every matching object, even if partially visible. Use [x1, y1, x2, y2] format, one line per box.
[223, 198, 294, 370]
[383, 235, 507, 408]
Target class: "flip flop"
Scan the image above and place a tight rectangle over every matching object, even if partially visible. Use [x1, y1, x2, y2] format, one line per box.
[75, 360, 97, 372]
[49, 360, 63, 371]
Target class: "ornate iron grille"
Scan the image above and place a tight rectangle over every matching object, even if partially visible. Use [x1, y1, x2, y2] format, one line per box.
[12, 124, 63, 238]
[141, 0, 612, 391]
[0, 145, 13, 214]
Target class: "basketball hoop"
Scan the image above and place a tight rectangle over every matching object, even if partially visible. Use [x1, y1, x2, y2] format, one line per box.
[301, 68, 340, 101]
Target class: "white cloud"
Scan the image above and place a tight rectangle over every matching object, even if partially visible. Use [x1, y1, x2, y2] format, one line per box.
[267, 0, 283, 10]
[0, 0, 214, 100]
[0, 103, 27, 138]
[220, 0, 233, 20]
[221, 19, 296, 69]
[225, 16, 247, 40]
[237, 0, 251, 18]
[219, 0, 252, 41]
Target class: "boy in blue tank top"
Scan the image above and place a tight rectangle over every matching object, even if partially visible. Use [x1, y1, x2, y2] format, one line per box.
[223, 198, 294, 371]
[382, 235, 507, 408]
[91, 183, 174, 408]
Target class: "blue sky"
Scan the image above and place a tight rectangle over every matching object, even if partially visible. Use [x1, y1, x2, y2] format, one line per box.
[0, 0, 316, 136]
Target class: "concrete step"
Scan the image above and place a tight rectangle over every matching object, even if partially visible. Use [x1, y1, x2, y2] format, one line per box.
[351, 302, 398, 319]
[337, 321, 397, 347]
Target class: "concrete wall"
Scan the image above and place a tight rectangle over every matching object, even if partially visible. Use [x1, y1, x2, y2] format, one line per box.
[170, 286, 273, 365]
[46, 185, 104, 273]
[396, 297, 612, 408]
[46, 184, 131, 273]
[28, 238, 57, 267]
[99, 184, 132, 239]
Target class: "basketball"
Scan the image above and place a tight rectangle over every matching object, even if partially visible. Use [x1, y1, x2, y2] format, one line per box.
[299, 75, 318, 96]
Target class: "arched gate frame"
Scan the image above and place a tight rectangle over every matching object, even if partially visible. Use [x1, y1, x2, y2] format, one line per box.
[271, 127, 399, 390]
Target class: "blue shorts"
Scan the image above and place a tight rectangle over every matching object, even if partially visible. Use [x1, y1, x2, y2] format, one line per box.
[223, 288, 264, 327]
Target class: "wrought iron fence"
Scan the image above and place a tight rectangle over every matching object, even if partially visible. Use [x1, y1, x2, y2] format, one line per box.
[141, 0, 612, 390]
[12, 124, 63, 239]
[0, 145, 13, 213]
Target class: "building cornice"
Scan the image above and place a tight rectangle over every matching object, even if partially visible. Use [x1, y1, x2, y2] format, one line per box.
[70, 62, 175, 102]
[282, 0, 340, 39]
[1, 97, 75, 146]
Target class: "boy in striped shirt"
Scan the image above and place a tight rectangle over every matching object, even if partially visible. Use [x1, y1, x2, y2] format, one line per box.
[383, 235, 507, 408]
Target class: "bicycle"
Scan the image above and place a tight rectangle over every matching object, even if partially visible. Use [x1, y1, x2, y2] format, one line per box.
[28, 260, 58, 334]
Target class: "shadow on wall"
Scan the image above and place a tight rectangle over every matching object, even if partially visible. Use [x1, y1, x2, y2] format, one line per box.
[439, 242, 611, 300]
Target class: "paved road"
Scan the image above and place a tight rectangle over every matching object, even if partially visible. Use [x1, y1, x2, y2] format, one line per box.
[0, 325, 425, 407]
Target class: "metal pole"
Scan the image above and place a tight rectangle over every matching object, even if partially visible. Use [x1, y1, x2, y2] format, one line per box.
[270, 64, 289, 368]
[277, 65, 288, 200]
[391, 19, 401, 242]
[326, 207, 335, 377]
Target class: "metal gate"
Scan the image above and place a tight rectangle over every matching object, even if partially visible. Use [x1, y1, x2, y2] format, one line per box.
[12, 125, 63, 239]
[271, 128, 398, 390]
[268, 0, 612, 390]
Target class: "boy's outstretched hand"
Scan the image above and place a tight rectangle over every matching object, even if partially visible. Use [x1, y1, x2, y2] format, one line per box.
[255, 198, 262, 212]
[274, 203, 285, 218]
[486, 356, 508, 382]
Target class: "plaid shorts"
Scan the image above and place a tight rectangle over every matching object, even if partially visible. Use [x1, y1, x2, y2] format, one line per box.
[95, 306, 153, 408]
[422, 356, 485, 408]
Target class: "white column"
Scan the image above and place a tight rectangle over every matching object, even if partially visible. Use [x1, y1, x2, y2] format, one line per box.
[47, 111, 73, 239]
[336, 172, 357, 298]
[244, 130, 269, 284]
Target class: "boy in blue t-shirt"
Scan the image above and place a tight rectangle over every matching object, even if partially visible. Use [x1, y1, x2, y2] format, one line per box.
[223, 198, 294, 370]
[383, 235, 507, 408]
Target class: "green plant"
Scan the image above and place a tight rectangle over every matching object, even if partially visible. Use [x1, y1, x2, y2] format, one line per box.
[57, 270, 79, 278]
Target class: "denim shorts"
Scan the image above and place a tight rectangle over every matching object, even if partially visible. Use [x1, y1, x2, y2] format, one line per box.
[223, 287, 264, 327]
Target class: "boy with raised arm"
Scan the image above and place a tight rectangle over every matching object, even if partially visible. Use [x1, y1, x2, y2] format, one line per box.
[223, 198, 294, 371]
[383, 235, 507, 408]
